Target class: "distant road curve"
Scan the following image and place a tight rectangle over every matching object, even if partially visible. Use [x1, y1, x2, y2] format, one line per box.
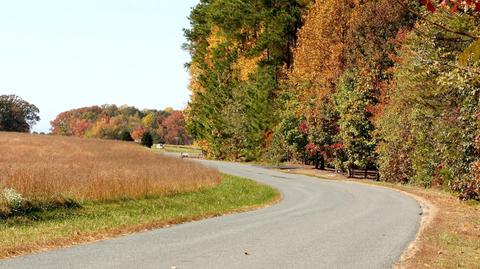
[0, 159, 421, 269]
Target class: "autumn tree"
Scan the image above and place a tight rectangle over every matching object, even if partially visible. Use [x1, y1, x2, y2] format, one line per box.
[333, 70, 377, 176]
[278, 0, 413, 170]
[0, 95, 40, 133]
[51, 106, 189, 144]
[266, 84, 309, 163]
[337, 0, 414, 174]
[51, 106, 103, 136]
[162, 111, 191, 145]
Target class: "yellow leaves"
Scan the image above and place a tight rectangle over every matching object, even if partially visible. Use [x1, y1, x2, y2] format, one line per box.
[234, 53, 265, 81]
[207, 26, 228, 50]
[459, 39, 480, 66]
[188, 26, 229, 96]
[194, 140, 210, 154]
[190, 23, 267, 89]
[204, 26, 229, 68]
[188, 62, 205, 95]
[142, 113, 156, 129]
[291, 0, 354, 116]
[292, 0, 352, 79]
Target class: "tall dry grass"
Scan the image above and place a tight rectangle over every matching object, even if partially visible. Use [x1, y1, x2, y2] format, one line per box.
[0, 132, 220, 208]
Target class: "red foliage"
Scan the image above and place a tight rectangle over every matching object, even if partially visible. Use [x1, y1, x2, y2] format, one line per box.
[298, 122, 309, 134]
[50, 106, 103, 136]
[71, 119, 92, 136]
[420, 0, 436, 11]
[162, 111, 191, 145]
[305, 142, 318, 157]
[420, 0, 480, 12]
[330, 143, 343, 151]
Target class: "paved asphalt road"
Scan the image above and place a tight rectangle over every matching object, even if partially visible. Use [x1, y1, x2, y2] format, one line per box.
[0, 159, 421, 269]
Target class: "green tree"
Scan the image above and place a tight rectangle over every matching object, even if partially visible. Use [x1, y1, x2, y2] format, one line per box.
[185, 0, 312, 160]
[0, 95, 40, 132]
[141, 132, 154, 148]
[333, 70, 376, 177]
[119, 130, 134, 141]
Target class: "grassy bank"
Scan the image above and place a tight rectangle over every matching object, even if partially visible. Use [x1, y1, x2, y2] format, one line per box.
[284, 167, 480, 269]
[0, 174, 279, 259]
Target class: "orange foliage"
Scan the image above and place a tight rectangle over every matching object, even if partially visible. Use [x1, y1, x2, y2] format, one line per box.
[291, 0, 354, 118]
[131, 126, 147, 141]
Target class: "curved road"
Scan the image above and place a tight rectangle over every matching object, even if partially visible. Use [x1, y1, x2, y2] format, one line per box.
[0, 160, 421, 269]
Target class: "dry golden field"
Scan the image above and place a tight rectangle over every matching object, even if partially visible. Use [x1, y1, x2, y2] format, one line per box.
[0, 132, 220, 213]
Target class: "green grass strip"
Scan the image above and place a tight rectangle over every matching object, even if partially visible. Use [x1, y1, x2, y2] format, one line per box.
[0, 174, 279, 258]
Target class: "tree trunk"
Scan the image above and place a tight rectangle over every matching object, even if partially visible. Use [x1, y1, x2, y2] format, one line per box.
[319, 154, 325, 170]
[364, 168, 368, 179]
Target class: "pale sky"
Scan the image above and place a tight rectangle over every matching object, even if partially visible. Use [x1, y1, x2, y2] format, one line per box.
[0, 0, 198, 132]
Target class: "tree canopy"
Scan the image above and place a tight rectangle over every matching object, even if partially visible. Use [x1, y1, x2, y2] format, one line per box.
[0, 95, 40, 133]
[51, 105, 191, 145]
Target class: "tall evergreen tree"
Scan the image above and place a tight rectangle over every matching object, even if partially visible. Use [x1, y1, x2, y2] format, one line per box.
[184, 0, 312, 160]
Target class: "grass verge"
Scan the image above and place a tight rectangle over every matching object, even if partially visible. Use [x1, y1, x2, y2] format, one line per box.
[0, 174, 279, 260]
[153, 144, 203, 155]
[283, 167, 480, 269]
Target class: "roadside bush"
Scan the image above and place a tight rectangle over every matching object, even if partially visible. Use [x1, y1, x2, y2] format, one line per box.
[450, 178, 480, 201]
[0, 188, 25, 217]
[151, 132, 165, 144]
[2, 188, 24, 211]
[452, 161, 480, 201]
